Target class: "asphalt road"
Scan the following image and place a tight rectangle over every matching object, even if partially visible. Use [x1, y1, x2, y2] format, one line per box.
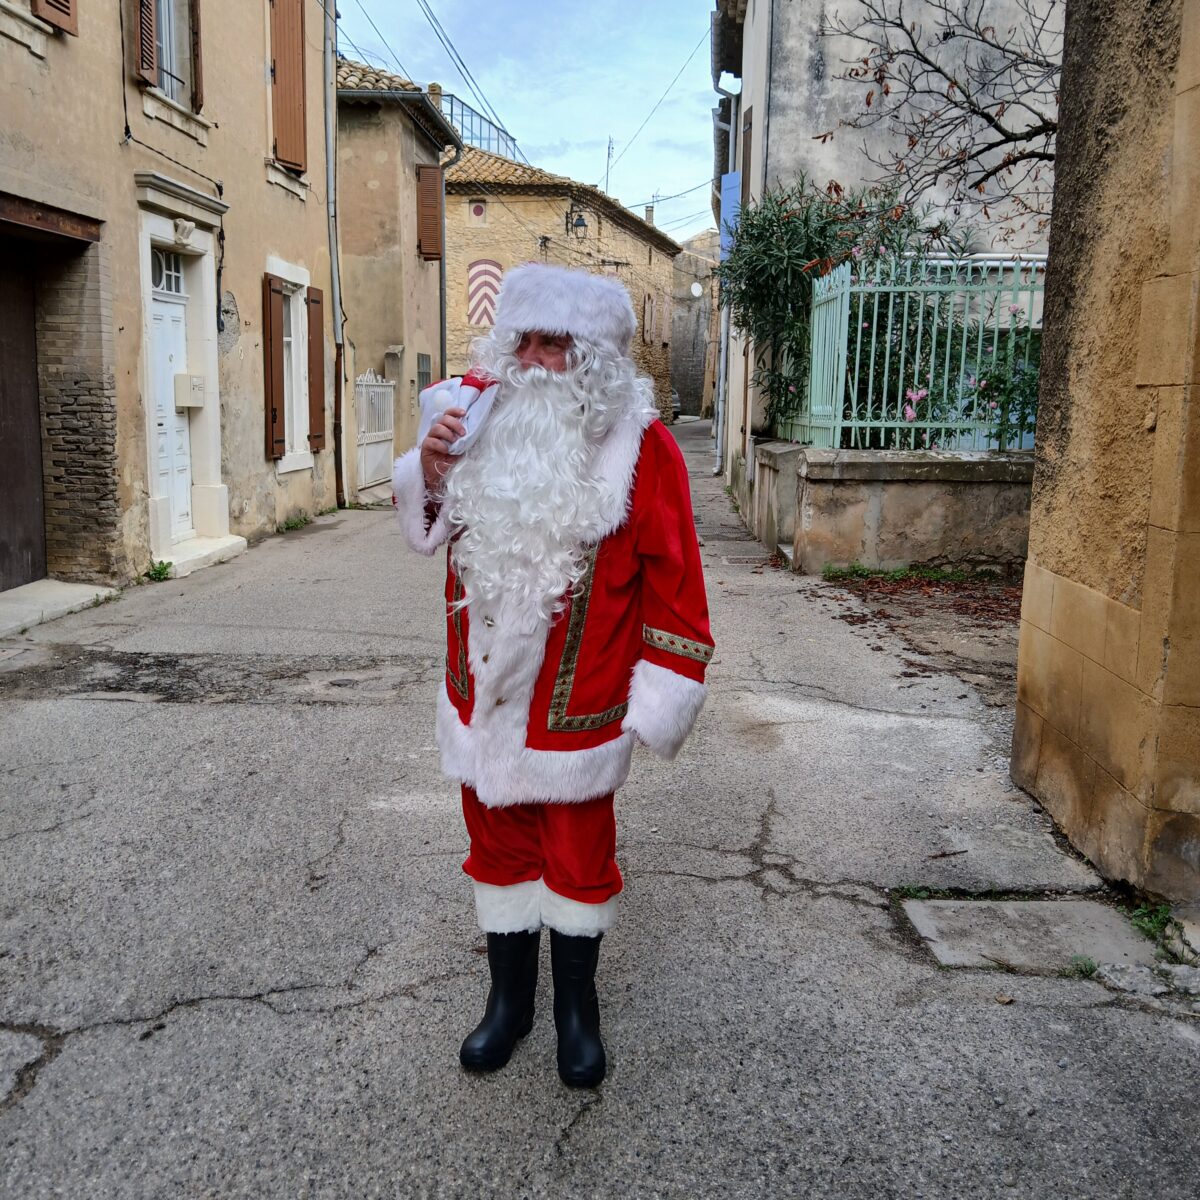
[1, 420, 1195, 1199]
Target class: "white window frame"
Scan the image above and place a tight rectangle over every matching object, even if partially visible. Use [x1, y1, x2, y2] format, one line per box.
[267, 255, 313, 474]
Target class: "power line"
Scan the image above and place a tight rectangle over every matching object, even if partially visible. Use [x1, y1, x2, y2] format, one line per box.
[351, 0, 413, 81]
[600, 28, 708, 186]
[412, 0, 525, 161]
[628, 179, 713, 208]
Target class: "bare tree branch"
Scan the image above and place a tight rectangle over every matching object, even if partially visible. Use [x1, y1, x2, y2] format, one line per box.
[826, 0, 1062, 243]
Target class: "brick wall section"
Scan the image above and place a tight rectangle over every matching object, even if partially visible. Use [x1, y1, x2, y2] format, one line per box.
[35, 241, 124, 583]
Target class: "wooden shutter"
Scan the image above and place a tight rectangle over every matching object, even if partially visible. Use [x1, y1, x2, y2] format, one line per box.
[134, 0, 157, 84]
[189, 0, 204, 113]
[262, 273, 287, 460]
[270, 0, 307, 173]
[305, 287, 326, 451]
[32, 0, 77, 35]
[416, 166, 443, 261]
[741, 106, 753, 206]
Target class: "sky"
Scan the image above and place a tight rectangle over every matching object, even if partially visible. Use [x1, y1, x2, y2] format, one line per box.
[335, 0, 720, 246]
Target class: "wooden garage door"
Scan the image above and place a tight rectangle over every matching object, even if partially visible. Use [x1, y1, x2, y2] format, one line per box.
[0, 243, 46, 591]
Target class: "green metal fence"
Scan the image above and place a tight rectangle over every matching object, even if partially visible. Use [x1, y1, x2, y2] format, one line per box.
[779, 256, 1047, 451]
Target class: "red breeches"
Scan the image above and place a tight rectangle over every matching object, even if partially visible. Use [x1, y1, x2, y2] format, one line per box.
[461, 785, 623, 905]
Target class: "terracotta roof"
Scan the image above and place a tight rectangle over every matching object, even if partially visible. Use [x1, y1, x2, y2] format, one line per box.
[447, 146, 572, 189]
[447, 147, 681, 255]
[336, 57, 419, 94]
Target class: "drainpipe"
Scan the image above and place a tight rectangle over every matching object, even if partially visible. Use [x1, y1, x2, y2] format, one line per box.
[439, 141, 461, 380]
[713, 84, 739, 477]
[323, 5, 346, 506]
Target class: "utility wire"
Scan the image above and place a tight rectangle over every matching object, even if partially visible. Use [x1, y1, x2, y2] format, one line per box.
[600, 28, 708, 186]
[628, 179, 712, 208]
[351, 0, 413, 81]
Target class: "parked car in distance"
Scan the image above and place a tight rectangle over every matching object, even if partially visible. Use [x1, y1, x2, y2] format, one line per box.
[671, 388, 681, 420]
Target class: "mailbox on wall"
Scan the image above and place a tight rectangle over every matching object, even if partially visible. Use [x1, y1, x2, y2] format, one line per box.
[174, 374, 205, 409]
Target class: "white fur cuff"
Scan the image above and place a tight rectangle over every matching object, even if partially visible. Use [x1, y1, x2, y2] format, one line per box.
[392, 448, 453, 555]
[621, 658, 707, 761]
[472, 879, 542, 933]
[540, 881, 618, 936]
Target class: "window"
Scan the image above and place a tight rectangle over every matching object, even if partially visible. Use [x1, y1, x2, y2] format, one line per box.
[135, 0, 204, 113]
[263, 271, 326, 466]
[269, 0, 306, 173]
[417, 353, 433, 394]
[151, 249, 186, 294]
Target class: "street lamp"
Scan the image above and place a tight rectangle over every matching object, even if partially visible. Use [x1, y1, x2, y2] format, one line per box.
[565, 202, 588, 239]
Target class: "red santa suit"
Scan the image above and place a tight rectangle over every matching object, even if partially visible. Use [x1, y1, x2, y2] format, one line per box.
[392, 266, 713, 938]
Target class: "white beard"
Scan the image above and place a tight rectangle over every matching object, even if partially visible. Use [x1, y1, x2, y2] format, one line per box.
[443, 371, 622, 626]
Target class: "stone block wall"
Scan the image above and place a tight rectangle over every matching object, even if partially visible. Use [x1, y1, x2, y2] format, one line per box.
[1010, 0, 1199, 899]
[787, 450, 1033, 574]
[35, 241, 124, 583]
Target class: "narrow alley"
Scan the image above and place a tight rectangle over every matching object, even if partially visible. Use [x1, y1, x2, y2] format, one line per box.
[0, 422, 1195, 1198]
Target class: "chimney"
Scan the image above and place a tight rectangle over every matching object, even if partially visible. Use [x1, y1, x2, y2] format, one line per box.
[428, 82, 443, 109]
[644, 205, 655, 225]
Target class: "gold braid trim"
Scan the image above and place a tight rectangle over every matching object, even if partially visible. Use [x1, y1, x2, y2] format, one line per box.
[446, 574, 470, 701]
[547, 545, 628, 732]
[642, 624, 714, 665]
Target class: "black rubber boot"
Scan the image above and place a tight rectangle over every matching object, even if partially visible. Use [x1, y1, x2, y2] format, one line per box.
[550, 930, 606, 1088]
[459, 930, 540, 1072]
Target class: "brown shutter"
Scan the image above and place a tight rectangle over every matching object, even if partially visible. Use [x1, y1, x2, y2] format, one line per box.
[189, 0, 204, 113]
[305, 287, 326, 451]
[270, 0, 307, 173]
[262, 273, 287, 460]
[135, 0, 157, 84]
[416, 165, 443, 261]
[31, 0, 77, 35]
[741, 106, 753, 206]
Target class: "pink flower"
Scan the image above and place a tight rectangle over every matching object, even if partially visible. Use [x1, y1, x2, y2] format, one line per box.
[1008, 305, 1023, 316]
[862, 322, 870, 329]
[903, 404, 917, 421]
[989, 400, 998, 409]
[979, 379, 988, 389]
[905, 387, 928, 403]
[788, 385, 797, 393]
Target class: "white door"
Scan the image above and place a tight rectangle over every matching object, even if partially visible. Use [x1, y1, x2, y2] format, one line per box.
[150, 252, 193, 541]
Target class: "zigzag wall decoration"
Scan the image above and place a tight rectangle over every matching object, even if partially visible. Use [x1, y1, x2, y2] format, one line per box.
[466, 259, 503, 327]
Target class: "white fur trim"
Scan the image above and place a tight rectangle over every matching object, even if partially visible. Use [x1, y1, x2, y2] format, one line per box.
[472, 880, 542, 933]
[621, 659, 707, 761]
[539, 880, 618, 936]
[591, 407, 658, 539]
[438, 688, 634, 807]
[392, 448, 452, 555]
[494, 264, 637, 358]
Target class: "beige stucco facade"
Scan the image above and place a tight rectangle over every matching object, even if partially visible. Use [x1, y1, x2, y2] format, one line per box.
[336, 64, 460, 473]
[1, 0, 336, 587]
[444, 150, 680, 419]
[1011, 0, 1199, 899]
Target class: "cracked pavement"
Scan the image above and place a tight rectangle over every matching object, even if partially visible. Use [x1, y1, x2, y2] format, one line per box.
[1, 421, 1196, 1198]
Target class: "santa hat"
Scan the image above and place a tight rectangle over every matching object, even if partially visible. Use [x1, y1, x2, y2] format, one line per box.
[493, 264, 637, 358]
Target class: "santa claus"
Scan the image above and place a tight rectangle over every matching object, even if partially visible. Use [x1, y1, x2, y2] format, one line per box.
[392, 263, 713, 1088]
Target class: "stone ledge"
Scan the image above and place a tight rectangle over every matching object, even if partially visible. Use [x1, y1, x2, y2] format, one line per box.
[754, 440, 805, 471]
[799, 448, 1035, 484]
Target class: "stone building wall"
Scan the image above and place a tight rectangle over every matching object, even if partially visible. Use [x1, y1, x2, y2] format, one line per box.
[444, 187, 678, 420]
[1011, 0, 1199, 899]
[1, 1, 336, 584]
[672, 228, 719, 416]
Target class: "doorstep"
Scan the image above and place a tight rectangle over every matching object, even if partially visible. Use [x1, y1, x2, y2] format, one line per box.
[0, 578, 120, 639]
[163, 533, 248, 579]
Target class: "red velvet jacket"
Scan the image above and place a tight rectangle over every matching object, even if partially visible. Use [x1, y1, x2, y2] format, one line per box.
[394, 388, 713, 807]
